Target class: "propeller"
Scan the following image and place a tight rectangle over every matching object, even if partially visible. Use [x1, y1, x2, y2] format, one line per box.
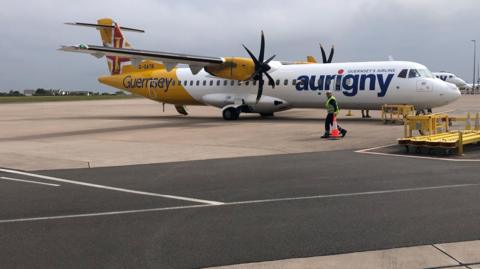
[320, 43, 334, 63]
[242, 31, 276, 103]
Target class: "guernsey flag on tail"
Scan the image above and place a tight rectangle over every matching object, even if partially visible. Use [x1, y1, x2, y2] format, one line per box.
[97, 18, 132, 75]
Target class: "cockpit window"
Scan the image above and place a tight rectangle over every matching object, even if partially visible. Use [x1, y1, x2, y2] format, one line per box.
[418, 69, 434, 78]
[408, 69, 421, 78]
[398, 69, 408, 78]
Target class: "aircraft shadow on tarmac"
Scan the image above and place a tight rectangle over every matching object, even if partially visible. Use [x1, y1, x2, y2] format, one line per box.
[43, 114, 383, 123]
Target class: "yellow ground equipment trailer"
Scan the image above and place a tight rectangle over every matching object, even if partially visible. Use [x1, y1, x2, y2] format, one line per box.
[398, 112, 480, 155]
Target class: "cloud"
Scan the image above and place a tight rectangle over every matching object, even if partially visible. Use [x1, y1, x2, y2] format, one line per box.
[0, 0, 479, 91]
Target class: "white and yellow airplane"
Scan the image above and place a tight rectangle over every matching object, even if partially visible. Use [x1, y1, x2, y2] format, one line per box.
[60, 18, 461, 120]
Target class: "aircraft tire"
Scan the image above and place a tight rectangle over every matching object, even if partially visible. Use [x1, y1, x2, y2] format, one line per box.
[416, 109, 426, 116]
[223, 107, 240, 120]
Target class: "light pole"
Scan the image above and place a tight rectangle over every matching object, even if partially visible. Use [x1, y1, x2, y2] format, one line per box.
[472, 40, 476, 94]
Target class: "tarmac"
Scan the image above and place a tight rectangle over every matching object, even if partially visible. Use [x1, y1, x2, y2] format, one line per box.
[0, 98, 404, 170]
[0, 96, 480, 268]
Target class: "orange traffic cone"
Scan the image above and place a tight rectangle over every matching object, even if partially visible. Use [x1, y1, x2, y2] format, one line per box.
[330, 115, 341, 139]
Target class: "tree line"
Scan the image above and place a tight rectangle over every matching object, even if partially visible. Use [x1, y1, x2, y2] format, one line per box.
[0, 89, 126, 96]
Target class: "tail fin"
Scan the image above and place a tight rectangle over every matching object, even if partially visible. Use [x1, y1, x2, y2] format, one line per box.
[66, 18, 144, 75]
[97, 18, 132, 75]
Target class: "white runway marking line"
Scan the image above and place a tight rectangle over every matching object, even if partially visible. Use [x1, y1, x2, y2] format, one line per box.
[0, 168, 223, 206]
[355, 144, 480, 162]
[0, 183, 477, 224]
[0, 176, 60, 187]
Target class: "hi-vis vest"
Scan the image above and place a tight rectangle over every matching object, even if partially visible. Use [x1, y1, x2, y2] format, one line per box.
[325, 96, 339, 113]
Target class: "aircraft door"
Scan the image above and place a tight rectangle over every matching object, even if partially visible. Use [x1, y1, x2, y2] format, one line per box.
[416, 80, 433, 92]
[147, 78, 158, 99]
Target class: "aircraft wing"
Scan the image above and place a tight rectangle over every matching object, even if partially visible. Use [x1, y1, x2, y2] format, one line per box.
[59, 44, 225, 73]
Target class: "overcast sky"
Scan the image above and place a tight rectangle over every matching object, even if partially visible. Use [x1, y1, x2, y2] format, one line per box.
[0, 0, 479, 92]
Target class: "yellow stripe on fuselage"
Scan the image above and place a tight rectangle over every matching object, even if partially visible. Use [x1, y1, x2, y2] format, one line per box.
[98, 68, 201, 105]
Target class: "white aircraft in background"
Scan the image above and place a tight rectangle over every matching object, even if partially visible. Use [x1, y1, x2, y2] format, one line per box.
[432, 72, 470, 91]
[60, 19, 461, 120]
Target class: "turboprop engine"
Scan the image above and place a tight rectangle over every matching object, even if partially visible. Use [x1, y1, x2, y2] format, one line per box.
[204, 57, 256, 81]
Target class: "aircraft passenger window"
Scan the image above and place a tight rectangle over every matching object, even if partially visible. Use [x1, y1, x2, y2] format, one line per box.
[408, 69, 421, 78]
[224, 80, 228, 86]
[275, 79, 279, 86]
[284, 79, 288, 86]
[196, 81, 200, 86]
[253, 80, 257, 86]
[238, 80, 242, 86]
[398, 69, 408, 78]
[203, 80, 206, 86]
[245, 81, 250, 86]
[217, 80, 221, 86]
[231, 80, 235, 86]
[190, 81, 193, 86]
[172, 80, 176, 86]
[449, 75, 453, 78]
[178, 81, 182, 86]
[185, 80, 188, 85]
[209, 80, 213, 86]
[292, 79, 296, 86]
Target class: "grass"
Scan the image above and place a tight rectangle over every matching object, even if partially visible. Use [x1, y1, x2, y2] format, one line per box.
[0, 95, 142, 103]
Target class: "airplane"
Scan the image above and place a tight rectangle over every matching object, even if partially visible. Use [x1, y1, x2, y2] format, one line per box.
[60, 18, 461, 120]
[432, 72, 471, 91]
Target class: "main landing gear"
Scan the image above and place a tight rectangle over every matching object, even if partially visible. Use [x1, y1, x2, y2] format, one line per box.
[222, 105, 275, 120]
[222, 107, 240, 120]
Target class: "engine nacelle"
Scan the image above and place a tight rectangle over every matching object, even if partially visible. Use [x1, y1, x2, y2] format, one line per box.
[205, 57, 255, 81]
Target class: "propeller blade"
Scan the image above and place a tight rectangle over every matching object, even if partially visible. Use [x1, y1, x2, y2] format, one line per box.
[327, 45, 334, 63]
[251, 68, 263, 80]
[259, 31, 265, 63]
[243, 31, 275, 103]
[242, 44, 261, 68]
[256, 76, 264, 103]
[264, 72, 275, 89]
[263, 54, 276, 66]
[320, 44, 327, 64]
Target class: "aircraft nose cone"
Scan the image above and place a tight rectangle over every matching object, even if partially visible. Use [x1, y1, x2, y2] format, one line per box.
[445, 82, 461, 101]
[451, 84, 461, 98]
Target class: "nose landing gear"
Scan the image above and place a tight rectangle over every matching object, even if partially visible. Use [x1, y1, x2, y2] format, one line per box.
[415, 108, 432, 116]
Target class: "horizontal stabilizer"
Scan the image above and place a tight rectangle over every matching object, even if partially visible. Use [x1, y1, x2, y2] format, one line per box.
[65, 22, 145, 33]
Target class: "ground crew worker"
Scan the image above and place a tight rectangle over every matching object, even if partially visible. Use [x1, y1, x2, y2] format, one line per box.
[322, 91, 347, 138]
[361, 109, 371, 118]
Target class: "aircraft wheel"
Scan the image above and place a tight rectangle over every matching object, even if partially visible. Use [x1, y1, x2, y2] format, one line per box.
[416, 109, 426, 116]
[223, 107, 240, 120]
